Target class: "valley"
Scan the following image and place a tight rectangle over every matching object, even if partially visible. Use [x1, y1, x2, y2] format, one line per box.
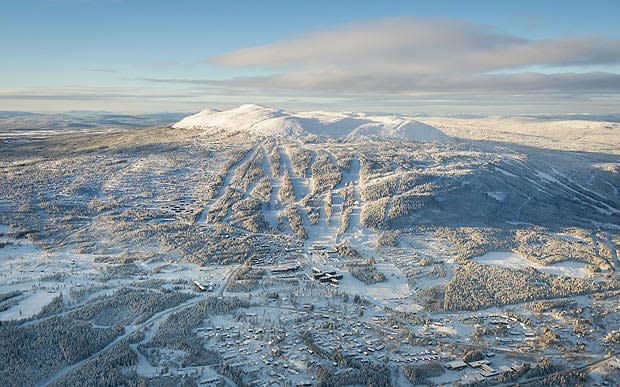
[1, 105, 620, 386]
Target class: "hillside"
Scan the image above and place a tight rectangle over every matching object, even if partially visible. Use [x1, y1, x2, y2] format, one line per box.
[173, 104, 449, 142]
[1, 109, 620, 387]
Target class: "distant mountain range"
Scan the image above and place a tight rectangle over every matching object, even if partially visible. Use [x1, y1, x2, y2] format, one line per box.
[0, 111, 189, 131]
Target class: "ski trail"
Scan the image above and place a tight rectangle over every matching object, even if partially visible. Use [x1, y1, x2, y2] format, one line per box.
[279, 146, 310, 200]
[511, 159, 619, 215]
[260, 144, 280, 230]
[605, 232, 620, 277]
[338, 156, 363, 239]
[39, 295, 203, 387]
[591, 231, 600, 258]
[199, 145, 256, 224]
[306, 148, 317, 181]
[514, 193, 532, 222]
[383, 176, 401, 224]
[236, 146, 265, 198]
[551, 168, 620, 214]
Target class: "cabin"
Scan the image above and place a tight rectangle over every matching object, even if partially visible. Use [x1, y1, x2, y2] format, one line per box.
[193, 280, 206, 292]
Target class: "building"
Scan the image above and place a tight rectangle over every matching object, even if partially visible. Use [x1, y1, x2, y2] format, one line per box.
[445, 360, 468, 370]
[193, 280, 206, 292]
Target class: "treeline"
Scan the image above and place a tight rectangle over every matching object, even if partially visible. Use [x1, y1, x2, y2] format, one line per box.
[278, 169, 296, 204]
[360, 198, 389, 229]
[230, 148, 264, 191]
[387, 192, 434, 223]
[302, 194, 322, 225]
[377, 231, 400, 248]
[338, 183, 354, 234]
[250, 176, 271, 203]
[69, 288, 194, 325]
[286, 145, 312, 178]
[310, 151, 341, 194]
[359, 154, 394, 183]
[444, 262, 620, 310]
[300, 331, 391, 387]
[286, 204, 307, 239]
[207, 187, 243, 223]
[0, 291, 23, 303]
[267, 145, 281, 176]
[436, 227, 515, 262]
[50, 339, 147, 387]
[315, 364, 391, 387]
[230, 197, 271, 233]
[514, 228, 602, 266]
[146, 296, 248, 349]
[347, 261, 387, 285]
[183, 230, 256, 265]
[361, 175, 398, 202]
[0, 315, 123, 386]
[137, 298, 247, 377]
[403, 361, 444, 385]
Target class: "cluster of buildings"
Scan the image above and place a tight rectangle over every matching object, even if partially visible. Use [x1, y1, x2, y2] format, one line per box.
[311, 267, 343, 285]
[461, 313, 538, 350]
[193, 280, 215, 292]
[309, 244, 339, 261]
[271, 264, 301, 275]
[446, 358, 527, 385]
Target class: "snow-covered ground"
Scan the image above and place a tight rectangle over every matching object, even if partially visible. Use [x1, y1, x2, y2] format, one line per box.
[419, 115, 620, 153]
[0, 291, 57, 320]
[338, 261, 415, 310]
[473, 251, 590, 278]
[173, 104, 449, 142]
[0, 225, 230, 322]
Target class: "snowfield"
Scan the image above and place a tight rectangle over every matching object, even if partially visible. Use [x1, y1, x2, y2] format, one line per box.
[473, 251, 591, 278]
[420, 115, 620, 153]
[173, 104, 450, 142]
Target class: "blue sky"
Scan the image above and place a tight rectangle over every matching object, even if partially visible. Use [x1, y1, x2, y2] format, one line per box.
[1, 0, 620, 114]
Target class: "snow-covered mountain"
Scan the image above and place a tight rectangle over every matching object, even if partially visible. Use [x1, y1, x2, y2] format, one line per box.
[173, 104, 449, 142]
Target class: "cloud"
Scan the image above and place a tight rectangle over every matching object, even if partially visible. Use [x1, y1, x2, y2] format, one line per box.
[138, 77, 213, 85]
[210, 17, 620, 72]
[205, 16, 620, 96]
[139, 60, 180, 67]
[208, 71, 620, 95]
[83, 68, 117, 73]
[0, 87, 198, 101]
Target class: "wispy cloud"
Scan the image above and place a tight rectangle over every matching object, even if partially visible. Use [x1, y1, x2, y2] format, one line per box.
[208, 71, 620, 95]
[0, 87, 197, 100]
[139, 60, 181, 67]
[83, 68, 117, 73]
[138, 77, 212, 85]
[206, 16, 620, 95]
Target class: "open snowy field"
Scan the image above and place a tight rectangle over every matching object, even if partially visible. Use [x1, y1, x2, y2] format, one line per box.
[419, 115, 620, 154]
[473, 251, 591, 278]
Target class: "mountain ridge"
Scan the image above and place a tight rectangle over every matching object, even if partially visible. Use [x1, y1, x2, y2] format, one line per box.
[173, 104, 449, 141]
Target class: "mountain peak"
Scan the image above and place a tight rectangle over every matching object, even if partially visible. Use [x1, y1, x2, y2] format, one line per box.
[173, 104, 449, 142]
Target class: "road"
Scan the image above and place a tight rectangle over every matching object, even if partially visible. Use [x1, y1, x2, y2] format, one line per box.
[499, 350, 620, 387]
[38, 255, 246, 387]
[37, 294, 205, 387]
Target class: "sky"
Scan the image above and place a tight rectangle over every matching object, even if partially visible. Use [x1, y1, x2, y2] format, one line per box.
[1, 0, 620, 114]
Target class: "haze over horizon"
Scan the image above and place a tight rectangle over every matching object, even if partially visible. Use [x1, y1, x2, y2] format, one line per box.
[2, 0, 620, 114]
